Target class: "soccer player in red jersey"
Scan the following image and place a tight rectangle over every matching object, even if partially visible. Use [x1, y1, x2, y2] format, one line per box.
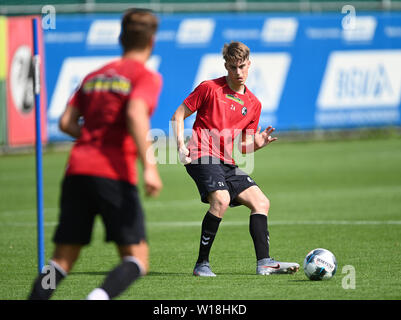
[29, 9, 162, 299]
[171, 41, 299, 276]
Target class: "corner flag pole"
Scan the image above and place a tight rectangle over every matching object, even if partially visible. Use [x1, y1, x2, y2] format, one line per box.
[32, 17, 45, 273]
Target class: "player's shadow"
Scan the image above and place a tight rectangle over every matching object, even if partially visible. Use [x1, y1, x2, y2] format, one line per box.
[70, 271, 310, 280]
[147, 271, 187, 276]
[70, 271, 109, 276]
[70, 271, 188, 277]
[211, 272, 251, 276]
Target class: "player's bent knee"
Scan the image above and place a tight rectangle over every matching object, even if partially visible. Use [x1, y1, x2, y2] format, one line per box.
[209, 190, 230, 217]
[252, 196, 270, 215]
[261, 196, 270, 213]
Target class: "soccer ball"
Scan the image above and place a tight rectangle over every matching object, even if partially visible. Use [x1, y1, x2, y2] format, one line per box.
[303, 248, 337, 281]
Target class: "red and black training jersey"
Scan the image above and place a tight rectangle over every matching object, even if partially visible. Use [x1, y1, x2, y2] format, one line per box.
[65, 58, 162, 185]
[184, 76, 261, 164]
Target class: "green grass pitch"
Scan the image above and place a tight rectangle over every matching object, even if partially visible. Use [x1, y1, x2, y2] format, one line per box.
[0, 136, 401, 300]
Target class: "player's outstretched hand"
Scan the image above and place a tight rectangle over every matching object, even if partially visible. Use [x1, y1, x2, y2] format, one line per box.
[254, 126, 278, 149]
[144, 166, 163, 197]
[178, 145, 191, 165]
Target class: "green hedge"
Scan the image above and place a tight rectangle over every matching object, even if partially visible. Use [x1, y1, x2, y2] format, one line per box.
[1, 0, 396, 4]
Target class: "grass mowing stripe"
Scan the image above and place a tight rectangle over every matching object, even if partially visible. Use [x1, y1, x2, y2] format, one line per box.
[1, 182, 400, 216]
[2, 220, 401, 227]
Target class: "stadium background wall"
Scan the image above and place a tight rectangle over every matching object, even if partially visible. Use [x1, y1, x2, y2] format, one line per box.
[45, 12, 401, 142]
[0, 11, 401, 145]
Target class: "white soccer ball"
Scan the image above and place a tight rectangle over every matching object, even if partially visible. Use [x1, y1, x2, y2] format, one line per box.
[303, 248, 337, 281]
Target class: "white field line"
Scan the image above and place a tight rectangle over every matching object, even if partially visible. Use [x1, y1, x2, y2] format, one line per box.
[0, 199, 203, 217]
[1, 182, 401, 217]
[1, 192, 401, 227]
[1, 220, 401, 228]
[149, 220, 401, 227]
[2, 183, 401, 215]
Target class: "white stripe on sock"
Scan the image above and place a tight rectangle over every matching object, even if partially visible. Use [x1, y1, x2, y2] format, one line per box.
[250, 212, 268, 216]
[123, 256, 146, 276]
[48, 260, 68, 277]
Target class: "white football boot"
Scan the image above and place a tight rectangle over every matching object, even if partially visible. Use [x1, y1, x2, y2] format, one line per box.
[256, 258, 300, 275]
[193, 261, 216, 277]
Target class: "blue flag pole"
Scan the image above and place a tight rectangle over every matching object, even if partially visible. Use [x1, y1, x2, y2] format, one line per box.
[32, 17, 45, 274]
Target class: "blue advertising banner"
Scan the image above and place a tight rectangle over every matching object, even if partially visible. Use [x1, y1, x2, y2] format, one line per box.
[44, 12, 401, 141]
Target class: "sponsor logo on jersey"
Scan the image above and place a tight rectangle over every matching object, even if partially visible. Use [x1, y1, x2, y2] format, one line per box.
[226, 94, 244, 105]
[83, 75, 131, 95]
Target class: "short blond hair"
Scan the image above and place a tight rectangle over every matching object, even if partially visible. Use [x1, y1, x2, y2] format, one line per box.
[222, 41, 250, 64]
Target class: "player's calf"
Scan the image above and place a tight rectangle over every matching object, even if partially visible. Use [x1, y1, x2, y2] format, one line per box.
[28, 260, 67, 300]
[87, 256, 146, 300]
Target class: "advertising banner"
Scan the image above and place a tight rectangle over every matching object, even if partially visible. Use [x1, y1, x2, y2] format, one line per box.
[44, 12, 401, 141]
[0, 16, 7, 145]
[6, 16, 47, 147]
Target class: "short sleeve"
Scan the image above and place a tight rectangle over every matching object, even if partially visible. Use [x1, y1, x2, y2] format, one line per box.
[243, 101, 262, 135]
[183, 81, 210, 112]
[67, 82, 84, 110]
[129, 71, 163, 115]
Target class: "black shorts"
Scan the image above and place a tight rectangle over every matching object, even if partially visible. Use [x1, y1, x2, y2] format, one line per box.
[53, 175, 146, 246]
[185, 157, 257, 207]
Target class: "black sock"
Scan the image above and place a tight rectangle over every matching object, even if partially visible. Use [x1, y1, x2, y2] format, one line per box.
[196, 211, 222, 264]
[100, 257, 143, 299]
[28, 261, 67, 300]
[249, 214, 270, 261]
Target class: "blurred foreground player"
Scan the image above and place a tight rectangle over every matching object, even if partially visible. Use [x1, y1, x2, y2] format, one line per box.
[28, 8, 162, 300]
[171, 41, 299, 276]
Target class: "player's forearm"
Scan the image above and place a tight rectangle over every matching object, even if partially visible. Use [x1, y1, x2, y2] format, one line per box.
[171, 106, 186, 150]
[59, 105, 81, 139]
[59, 122, 81, 139]
[240, 140, 259, 154]
[239, 133, 261, 154]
